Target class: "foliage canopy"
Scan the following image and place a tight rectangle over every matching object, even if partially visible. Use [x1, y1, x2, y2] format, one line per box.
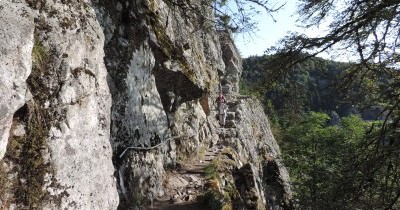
[242, 54, 400, 209]
[164, 0, 283, 33]
[263, 4, 400, 207]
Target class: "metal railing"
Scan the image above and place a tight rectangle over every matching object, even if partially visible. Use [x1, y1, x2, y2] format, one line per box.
[118, 135, 194, 158]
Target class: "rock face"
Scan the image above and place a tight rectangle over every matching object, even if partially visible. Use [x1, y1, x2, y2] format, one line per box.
[0, 0, 118, 209]
[0, 0, 292, 209]
[219, 31, 242, 93]
[0, 1, 34, 160]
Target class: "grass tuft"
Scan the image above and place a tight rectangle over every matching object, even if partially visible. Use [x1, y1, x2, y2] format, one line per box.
[31, 34, 48, 73]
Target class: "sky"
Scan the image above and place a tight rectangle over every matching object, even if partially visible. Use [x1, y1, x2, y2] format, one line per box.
[233, 0, 352, 61]
[234, 0, 301, 58]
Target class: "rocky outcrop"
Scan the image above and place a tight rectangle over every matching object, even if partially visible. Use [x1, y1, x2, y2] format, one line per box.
[0, 0, 292, 209]
[0, 1, 34, 160]
[0, 0, 118, 209]
[219, 31, 242, 93]
[231, 98, 292, 209]
[93, 0, 224, 208]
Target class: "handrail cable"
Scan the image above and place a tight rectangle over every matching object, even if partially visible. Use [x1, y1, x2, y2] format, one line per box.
[118, 135, 193, 158]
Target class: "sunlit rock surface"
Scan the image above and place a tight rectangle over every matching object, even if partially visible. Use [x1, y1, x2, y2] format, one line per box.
[0, 0, 292, 209]
[0, 1, 34, 160]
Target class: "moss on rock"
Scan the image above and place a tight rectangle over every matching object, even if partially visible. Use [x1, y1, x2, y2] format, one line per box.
[13, 101, 50, 209]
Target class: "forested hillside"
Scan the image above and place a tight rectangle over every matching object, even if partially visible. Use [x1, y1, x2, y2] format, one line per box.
[240, 0, 400, 208]
[242, 55, 383, 125]
[242, 55, 400, 209]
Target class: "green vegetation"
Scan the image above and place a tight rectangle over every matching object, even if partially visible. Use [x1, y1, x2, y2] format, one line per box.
[242, 54, 400, 208]
[16, 101, 50, 209]
[0, 103, 52, 209]
[267, 6, 400, 206]
[278, 112, 400, 209]
[160, 0, 283, 34]
[0, 33, 54, 208]
[204, 162, 219, 180]
[201, 190, 224, 210]
[200, 156, 240, 210]
[242, 55, 358, 125]
[132, 191, 145, 207]
[213, 0, 284, 33]
[0, 162, 8, 207]
[281, 112, 365, 209]
[6, 32, 56, 209]
[201, 160, 228, 210]
[31, 34, 48, 72]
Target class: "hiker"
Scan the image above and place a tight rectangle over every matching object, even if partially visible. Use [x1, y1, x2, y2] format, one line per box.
[216, 86, 227, 126]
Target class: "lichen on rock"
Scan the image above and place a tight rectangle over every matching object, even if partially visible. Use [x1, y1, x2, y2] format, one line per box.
[0, 0, 292, 209]
[0, 1, 34, 160]
[1, 0, 118, 209]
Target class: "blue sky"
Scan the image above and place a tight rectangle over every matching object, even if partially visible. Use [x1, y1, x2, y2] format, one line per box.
[233, 1, 352, 61]
[234, 1, 300, 58]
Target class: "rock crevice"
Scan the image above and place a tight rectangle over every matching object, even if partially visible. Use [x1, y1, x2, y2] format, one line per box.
[0, 0, 292, 209]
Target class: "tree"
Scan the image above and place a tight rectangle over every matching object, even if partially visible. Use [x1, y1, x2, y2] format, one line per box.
[283, 112, 342, 209]
[164, 0, 284, 33]
[213, 0, 284, 32]
[269, 0, 400, 125]
[269, 1, 400, 208]
[282, 112, 400, 209]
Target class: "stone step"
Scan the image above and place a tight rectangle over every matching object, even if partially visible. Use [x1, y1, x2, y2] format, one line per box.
[226, 111, 235, 120]
[217, 128, 237, 138]
[235, 110, 242, 121]
[227, 100, 240, 107]
[220, 138, 241, 150]
[227, 107, 238, 113]
[221, 85, 231, 94]
[224, 120, 236, 128]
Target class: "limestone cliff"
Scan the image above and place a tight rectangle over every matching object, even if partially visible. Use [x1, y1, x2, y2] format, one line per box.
[0, 0, 292, 209]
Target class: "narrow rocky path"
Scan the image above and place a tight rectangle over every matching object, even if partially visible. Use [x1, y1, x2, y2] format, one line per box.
[149, 146, 223, 210]
[148, 94, 243, 210]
